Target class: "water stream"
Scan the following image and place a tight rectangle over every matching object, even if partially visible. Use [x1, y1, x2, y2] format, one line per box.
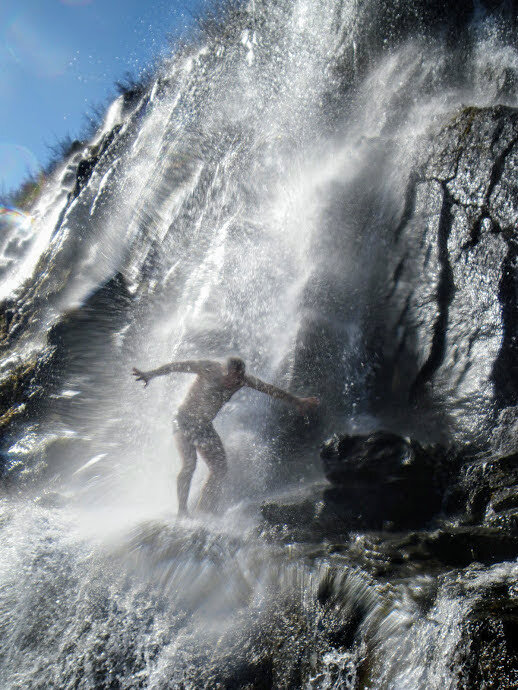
[1, 0, 517, 686]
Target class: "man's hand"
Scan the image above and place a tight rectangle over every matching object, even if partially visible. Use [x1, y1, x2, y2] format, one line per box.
[295, 396, 320, 415]
[132, 367, 152, 387]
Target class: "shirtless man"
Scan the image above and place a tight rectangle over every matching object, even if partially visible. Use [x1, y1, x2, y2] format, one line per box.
[132, 357, 319, 515]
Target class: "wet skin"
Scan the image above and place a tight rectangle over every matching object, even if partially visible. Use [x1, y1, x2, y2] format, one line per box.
[133, 359, 319, 515]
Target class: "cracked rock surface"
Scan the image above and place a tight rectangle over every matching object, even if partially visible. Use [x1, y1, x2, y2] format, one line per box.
[381, 105, 518, 445]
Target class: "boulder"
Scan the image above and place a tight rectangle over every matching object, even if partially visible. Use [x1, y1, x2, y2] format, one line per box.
[320, 431, 450, 530]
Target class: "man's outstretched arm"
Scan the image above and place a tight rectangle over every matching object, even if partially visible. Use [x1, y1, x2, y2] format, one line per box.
[133, 360, 217, 386]
[244, 375, 319, 414]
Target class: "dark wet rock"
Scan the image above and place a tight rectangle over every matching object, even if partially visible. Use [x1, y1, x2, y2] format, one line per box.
[486, 509, 518, 535]
[492, 407, 518, 456]
[320, 431, 453, 530]
[454, 581, 518, 689]
[425, 527, 518, 567]
[447, 450, 518, 530]
[0, 360, 35, 429]
[263, 431, 462, 540]
[262, 431, 518, 577]
[261, 486, 324, 528]
[0, 274, 133, 481]
[345, 526, 518, 578]
[71, 126, 122, 200]
[491, 487, 518, 513]
[47, 272, 132, 355]
[376, 105, 518, 444]
[260, 482, 350, 543]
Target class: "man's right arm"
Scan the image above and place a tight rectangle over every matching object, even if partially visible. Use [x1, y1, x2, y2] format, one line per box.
[132, 360, 217, 386]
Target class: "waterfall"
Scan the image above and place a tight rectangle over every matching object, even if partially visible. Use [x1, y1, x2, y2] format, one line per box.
[0, 0, 517, 687]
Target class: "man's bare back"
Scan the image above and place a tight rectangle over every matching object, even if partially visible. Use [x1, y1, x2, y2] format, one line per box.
[133, 356, 319, 515]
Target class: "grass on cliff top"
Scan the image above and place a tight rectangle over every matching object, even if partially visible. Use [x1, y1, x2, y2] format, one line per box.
[1, 80, 136, 211]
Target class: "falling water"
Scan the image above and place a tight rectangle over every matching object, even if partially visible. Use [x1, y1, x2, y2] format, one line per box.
[0, 0, 517, 686]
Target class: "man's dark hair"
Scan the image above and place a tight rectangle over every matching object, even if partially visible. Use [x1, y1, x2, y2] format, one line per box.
[227, 356, 245, 374]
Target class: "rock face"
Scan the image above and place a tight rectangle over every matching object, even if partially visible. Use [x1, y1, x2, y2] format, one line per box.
[320, 431, 450, 530]
[454, 582, 518, 690]
[262, 431, 518, 574]
[261, 431, 455, 543]
[377, 106, 518, 445]
[446, 448, 518, 532]
[258, 431, 518, 690]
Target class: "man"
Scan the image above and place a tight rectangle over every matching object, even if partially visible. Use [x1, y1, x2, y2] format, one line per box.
[133, 356, 319, 516]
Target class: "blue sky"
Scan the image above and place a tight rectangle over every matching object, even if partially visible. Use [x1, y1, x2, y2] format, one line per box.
[0, 0, 206, 196]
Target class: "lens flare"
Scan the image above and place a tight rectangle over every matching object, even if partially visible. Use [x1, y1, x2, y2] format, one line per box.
[0, 205, 34, 229]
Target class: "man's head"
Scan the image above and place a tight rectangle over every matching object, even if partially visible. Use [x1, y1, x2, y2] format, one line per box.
[225, 356, 246, 385]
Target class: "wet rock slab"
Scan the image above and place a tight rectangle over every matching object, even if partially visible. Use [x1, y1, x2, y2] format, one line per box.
[449, 450, 518, 529]
[380, 105, 518, 443]
[454, 579, 518, 689]
[320, 430, 452, 530]
[261, 431, 518, 578]
[261, 431, 454, 540]
[346, 527, 518, 578]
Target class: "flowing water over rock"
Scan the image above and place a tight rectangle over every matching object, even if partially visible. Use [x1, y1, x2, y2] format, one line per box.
[0, 0, 517, 687]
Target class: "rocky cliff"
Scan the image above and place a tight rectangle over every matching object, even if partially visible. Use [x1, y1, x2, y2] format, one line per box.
[374, 105, 518, 447]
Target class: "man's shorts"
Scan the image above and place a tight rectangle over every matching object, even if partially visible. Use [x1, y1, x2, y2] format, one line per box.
[172, 415, 217, 446]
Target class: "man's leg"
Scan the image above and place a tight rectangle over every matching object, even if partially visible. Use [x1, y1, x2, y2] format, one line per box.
[196, 426, 228, 514]
[174, 430, 197, 516]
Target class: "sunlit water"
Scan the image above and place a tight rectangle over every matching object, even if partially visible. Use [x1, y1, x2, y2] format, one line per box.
[1, 0, 517, 686]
